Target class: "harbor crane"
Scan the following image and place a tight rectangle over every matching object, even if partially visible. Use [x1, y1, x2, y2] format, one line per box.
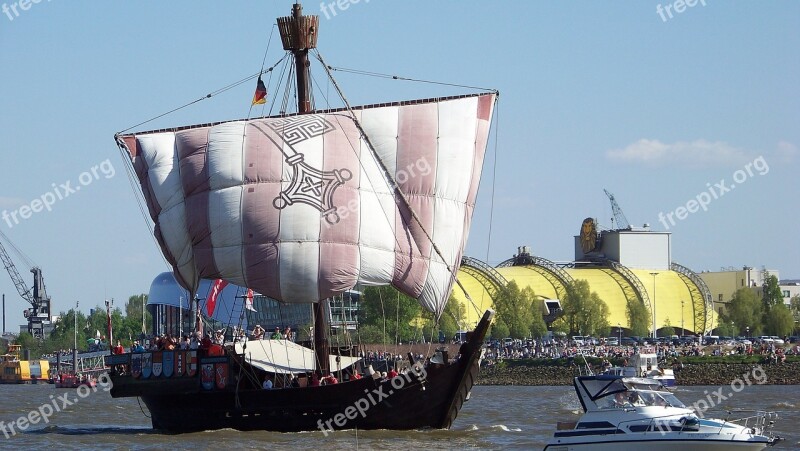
[0, 230, 52, 338]
[604, 189, 631, 231]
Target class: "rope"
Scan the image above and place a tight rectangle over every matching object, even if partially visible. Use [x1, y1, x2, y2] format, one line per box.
[247, 24, 277, 120]
[314, 49, 489, 321]
[115, 54, 288, 135]
[327, 66, 498, 94]
[378, 289, 387, 355]
[136, 397, 151, 418]
[395, 291, 400, 346]
[467, 103, 502, 321]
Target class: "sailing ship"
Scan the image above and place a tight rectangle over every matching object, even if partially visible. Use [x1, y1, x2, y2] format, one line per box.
[107, 2, 496, 433]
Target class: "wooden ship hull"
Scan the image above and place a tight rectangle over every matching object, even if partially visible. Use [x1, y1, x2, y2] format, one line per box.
[107, 310, 492, 433]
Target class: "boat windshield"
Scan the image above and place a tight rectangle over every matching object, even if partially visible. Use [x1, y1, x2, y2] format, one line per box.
[600, 389, 686, 409]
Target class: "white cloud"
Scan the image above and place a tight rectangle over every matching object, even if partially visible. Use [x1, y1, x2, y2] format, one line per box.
[606, 139, 751, 168]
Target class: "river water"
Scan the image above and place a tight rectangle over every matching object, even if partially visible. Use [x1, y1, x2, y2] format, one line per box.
[0, 383, 797, 450]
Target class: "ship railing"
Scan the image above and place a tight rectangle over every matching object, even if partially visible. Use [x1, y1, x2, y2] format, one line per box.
[724, 410, 778, 436]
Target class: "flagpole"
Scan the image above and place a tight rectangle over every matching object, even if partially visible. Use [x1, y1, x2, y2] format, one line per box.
[105, 299, 113, 351]
[74, 300, 78, 356]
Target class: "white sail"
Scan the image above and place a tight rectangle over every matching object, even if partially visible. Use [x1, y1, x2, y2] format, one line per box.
[120, 93, 495, 315]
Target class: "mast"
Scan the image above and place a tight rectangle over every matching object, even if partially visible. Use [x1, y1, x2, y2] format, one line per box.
[278, 2, 330, 375]
[277, 2, 318, 114]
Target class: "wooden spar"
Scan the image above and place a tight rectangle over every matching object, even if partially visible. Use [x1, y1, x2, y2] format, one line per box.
[277, 2, 330, 376]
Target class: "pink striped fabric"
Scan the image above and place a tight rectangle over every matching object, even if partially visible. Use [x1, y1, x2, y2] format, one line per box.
[121, 93, 495, 315]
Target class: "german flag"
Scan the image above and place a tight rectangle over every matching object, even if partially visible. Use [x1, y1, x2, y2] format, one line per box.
[252, 76, 267, 105]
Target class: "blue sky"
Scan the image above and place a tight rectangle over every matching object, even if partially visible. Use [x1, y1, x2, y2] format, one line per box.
[0, 1, 797, 329]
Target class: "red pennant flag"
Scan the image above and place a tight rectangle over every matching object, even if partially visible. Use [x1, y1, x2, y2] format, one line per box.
[206, 279, 229, 316]
[251, 76, 267, 105]
[245, 289, 257, 312]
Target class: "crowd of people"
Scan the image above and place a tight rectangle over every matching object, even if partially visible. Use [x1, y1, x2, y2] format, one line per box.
[481, 338, 800, 365]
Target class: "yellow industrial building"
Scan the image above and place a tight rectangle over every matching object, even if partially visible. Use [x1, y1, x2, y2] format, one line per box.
[454, 218, 718, 335]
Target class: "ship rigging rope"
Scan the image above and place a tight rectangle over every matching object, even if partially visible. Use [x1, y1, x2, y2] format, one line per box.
[246, 24, 277, 120]
[306, 65, 473, 335]
[313, 49, 486, 321]
[114, 54, 289, 135]
[326, 66, 499, 94]
[114, 146, 169, 270]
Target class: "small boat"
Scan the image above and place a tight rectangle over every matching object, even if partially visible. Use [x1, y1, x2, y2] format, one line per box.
[0, 345, 50, 384]
[604, 352, 676, 387]
[53, 373, 97, 389]
[545, 375, 782, 450]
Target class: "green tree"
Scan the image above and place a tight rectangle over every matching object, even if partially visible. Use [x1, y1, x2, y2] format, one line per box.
[122, 294, 150, 340]
[626, 298, 650, 337]
[660, 317, 675, 337]
[13, 332, 38, 355]
[789, 295, 800, 325]
[764, 303, 794, 336]
[762, 275, 783, 313]
[492, 281, 537, 339]
[356, 324, 389, 344]
[727, 288, 763, 335]
[490, 319, 510, 339]
[46, 308, 88, 353]
[714, 318, 737, 337]
[559, 280, 610, 337]
[359, 286, 423, 343]
[435, 296, 467, 340]
[529, 295, 548, 338]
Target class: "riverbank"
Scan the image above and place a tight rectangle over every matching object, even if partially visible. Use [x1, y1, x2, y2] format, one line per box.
[476, 360, 800, 385]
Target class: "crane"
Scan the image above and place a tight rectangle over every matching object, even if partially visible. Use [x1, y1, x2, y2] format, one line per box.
[0, 230, 52, 338]
[603, 189, 631, 231]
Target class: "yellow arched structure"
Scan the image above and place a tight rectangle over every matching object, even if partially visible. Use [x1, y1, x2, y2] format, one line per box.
[451, 269, 495, 328]
[452, 261, 717, 334]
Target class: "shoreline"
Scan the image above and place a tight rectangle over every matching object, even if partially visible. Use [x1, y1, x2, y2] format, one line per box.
[475, 361, 800, 386]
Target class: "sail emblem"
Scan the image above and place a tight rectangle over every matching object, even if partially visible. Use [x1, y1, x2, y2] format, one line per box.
[268, 116, 352, 224]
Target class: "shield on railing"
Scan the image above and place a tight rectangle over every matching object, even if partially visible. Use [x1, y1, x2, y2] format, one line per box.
[131, 353, 142, 378]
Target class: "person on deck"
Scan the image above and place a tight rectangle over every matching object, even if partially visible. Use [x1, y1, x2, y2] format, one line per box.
[200, 333, 212, 351]
[270, 327, 283, 340]
[262, 375, 273, 389]
[322, 373, 338, 385]
[387, 368, 398, 379]
[251, 325, 265, 340]
[214, 329, 225, 345]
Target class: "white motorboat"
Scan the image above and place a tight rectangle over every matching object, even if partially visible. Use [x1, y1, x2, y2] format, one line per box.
[544, 375, 782, 450]
[604, 352, 676, 387]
